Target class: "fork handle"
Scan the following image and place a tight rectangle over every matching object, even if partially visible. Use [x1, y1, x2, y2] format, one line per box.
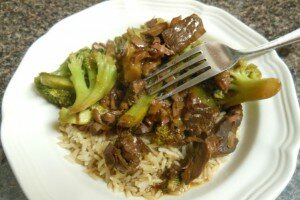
[241, 28, 300, 55]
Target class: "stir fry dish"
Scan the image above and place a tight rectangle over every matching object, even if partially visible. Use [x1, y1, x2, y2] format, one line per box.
[34, 14, 281, 198]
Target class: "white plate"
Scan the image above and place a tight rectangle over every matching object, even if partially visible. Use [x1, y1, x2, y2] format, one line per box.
[1, 0, 300, 199]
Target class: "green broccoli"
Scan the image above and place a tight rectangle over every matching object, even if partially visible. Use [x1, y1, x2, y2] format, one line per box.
[34, 77, 75, 107]
[153, 125, 176, 145]
[38, 72, 73, 90]
[34, 48, 92, 107]
[67, 51, 117, 114]
[118, 95, 154, 127]
[52, 48, 91, 76]
[190, 85, 217, 108]
[216, 60, 281, 107]
[59, 104, 107, 125]
[34, 47, 117, 125]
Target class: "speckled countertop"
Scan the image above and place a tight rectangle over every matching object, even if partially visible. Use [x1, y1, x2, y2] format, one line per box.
[0, 0, 299, 199]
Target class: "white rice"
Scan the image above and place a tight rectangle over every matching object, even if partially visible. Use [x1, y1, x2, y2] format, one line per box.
[58, 124, 228, 199]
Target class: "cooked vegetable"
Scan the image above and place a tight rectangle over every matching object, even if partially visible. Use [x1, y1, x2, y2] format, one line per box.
[59, 104, 106, 125]
[34, 55, 76, 107]
[34, 77, 75, 107]
[153, 125, 173, 145]
[190, 85, 217, 108]
[67, 51, 117, 113]
[35, 48, 117, 124]
[118, 95, 154, 127]
[216, 60, 281, 107]
[51, 48, 91, 77]
[38, 72, 73, 90]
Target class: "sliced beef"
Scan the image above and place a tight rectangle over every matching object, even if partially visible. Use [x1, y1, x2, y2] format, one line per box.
[226, 104, 243, 130]
[183, 93, 219, 135]
[214, 71, 231, 92]
[104, 133, 149, 174]
[169, 16, 182, 27]
[114, 36, 127, 60]
[145, 18, 159, 28]
[142, 58, 161, 76]
[151, 43, 174, 56]
[130, 35, 147, 48]
[152, 36, 161, 44]
[143, 22, 168, 37]
[101, 112, 117, 125]
[131, 79, 145, 94]
[125, 80, 145, 104]
[206, 104, 243, 157]
[136, 136, 151, 154]
[181, 142, 210, 184]
[148, 100, 172, 126]
[162, 14, 206, 53]
[134, 123, 152, 135]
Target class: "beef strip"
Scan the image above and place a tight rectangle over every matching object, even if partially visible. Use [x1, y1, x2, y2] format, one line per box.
[114, 36, 127, 60]
[145, 18, 158, 28]
[162, 14, 206, 53]
[92, 109, 102, 124]
[206, 104, 243, 157]
[213, 71, 231, 92]
[142, 58, 161, 76]
[169, 16, 182, 27]
[104, 132, 149, 174]
[147, 100, 172, 126]
[134, 123, 152, 135]
[102, 112, 117, 125]
[151, 43, 174, 56]
[130, 34, 148, 48]
[143, 22, 168, 37]
[183, 92, 219, 135]
[181, 142, 210, 184]
[125, 80, 145, 104]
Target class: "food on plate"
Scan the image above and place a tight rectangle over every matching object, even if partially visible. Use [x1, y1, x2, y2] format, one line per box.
[34, 14, 281, 198]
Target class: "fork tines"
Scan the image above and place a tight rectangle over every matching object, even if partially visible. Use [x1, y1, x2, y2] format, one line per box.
[144, 44, 213, 100]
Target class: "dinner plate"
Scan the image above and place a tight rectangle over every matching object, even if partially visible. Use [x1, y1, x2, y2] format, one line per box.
[1, 0, 300, 199]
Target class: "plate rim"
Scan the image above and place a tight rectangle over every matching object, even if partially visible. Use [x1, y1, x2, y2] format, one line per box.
[1, 0, 300, 200]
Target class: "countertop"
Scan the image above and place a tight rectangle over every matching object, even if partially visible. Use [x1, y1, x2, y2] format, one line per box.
[0, 0, 299, 199]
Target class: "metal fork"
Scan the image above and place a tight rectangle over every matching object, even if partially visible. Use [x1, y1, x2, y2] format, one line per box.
[144, 29, 300, 100]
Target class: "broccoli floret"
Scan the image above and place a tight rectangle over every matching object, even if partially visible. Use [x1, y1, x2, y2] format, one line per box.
[59, 104, 107, 125]
[52, 48, 91, 76]
[34, 48, 92, 107]
[67, 51, 117, 114]
[153, 125, 176, 145]
[118, 95, 154, 127]
[34, 47, 117, 125]
[217, 60, 281, 107]
[34, 77, 75, 107]
[38, 72, 73, 90]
